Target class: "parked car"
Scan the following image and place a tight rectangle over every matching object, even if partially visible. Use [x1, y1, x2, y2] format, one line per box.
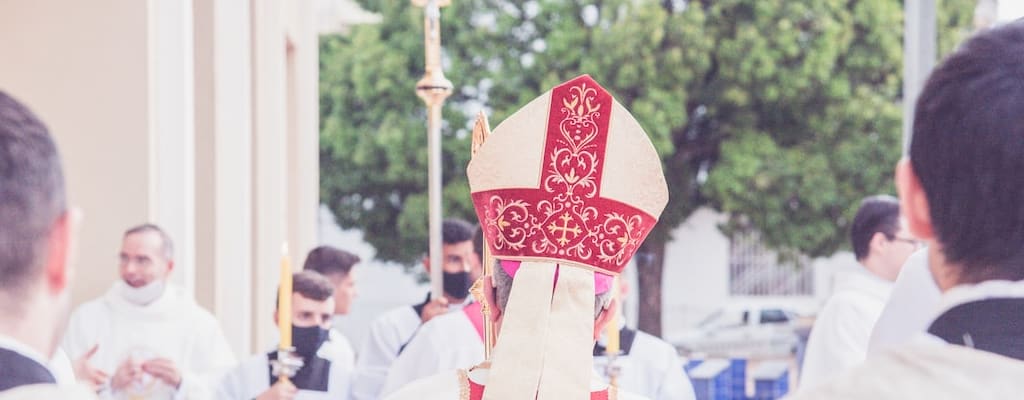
[671, 304, 805, 359]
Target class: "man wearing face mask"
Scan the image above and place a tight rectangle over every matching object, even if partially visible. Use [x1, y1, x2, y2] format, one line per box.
[350, 218, 481, 400]
[62, 224, 236, 399]
[379, 227, 486, 396]
[217, 271, 352, 399]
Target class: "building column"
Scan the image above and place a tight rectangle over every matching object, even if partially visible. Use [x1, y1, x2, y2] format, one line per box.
[286, 0, 321, 261]
[194, 0, 256, 358]
[252, 0, 290, 352]
[149, 0, 198, 297]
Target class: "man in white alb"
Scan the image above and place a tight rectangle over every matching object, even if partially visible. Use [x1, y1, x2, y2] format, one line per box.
[63, 224, 235, 399]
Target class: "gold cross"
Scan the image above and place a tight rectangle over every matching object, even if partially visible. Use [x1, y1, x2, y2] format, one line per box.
[547, 213, 582, 246]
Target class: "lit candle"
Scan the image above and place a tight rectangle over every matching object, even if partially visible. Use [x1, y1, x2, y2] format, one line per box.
[279, 243, 292, 350]
[606, 277, 619, 355]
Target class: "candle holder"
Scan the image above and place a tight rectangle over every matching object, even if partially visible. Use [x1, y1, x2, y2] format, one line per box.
[604, 350, 622, 387]
[271, 347, 304, 382]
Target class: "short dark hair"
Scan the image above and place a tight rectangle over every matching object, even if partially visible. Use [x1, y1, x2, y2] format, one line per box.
[473, 225, 484, 258]
[0, 92, 66, 294]
[910, 20, 1024, 282]
[442, 218, 474, 245]
[850, 195, 901, 260]
[124, 223, 174, 260]
[302, 246, 360, 277]
[277, 271, 335, 310]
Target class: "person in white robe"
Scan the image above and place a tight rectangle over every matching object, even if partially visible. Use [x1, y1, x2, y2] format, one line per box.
[383, 291, 696, 400]
[789, 20, 1024, 399]
[301, 245, 362, 369]
[593, 325, 696, 400]
[62, 225, 235, 399]
[380, 303, 485, 396]
[351, 219, 480, 400]
[387, 75, 668, 400]
[798, 196, 917, 390]
[217, 271, 352, 400]
[865, 248, 941, 355]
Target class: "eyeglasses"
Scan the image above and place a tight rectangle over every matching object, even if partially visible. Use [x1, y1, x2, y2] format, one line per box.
[891, 236, 923, 249]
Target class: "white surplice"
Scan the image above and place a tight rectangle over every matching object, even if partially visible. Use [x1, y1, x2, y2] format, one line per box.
[866, 249, 941, 354]
[385, 364, 650, 400]
[790, 279, 1024, 400]
[381, 311, 484, 397]
[799, 266, 892, 390]
[593, 331, 695, 400]
[62, 282, 236, 400]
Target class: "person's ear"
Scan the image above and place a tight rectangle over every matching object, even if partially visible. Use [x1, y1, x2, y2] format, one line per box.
[869, 231, 889, 253]
[423, 256, 431, 273]
[272, 310, 279, 327]
[482, 274, 502, 323]
[44, 209, 81, 295]
[593, 296, 620, 341]
[896, 159, 935, 240]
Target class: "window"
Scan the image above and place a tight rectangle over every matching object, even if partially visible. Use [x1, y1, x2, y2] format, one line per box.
[729, 230, 814, 296]
[760, 309, 790, 324]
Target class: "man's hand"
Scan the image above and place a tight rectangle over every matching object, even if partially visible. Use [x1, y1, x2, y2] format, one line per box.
[73, 344, 109, 392]
[256, 379, 297, 400]
[419, 297, 449, 323]
[141, 358, 182, 389]
[110, 358, 141, 391]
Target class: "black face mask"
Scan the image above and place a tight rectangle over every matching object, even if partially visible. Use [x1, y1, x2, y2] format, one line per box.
[443, 270, 471, 299]
[292, 325, 329, 358]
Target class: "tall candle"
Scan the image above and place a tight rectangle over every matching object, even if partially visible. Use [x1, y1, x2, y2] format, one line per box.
[279, 243, 292, 350]
[606, 277, 619, 355]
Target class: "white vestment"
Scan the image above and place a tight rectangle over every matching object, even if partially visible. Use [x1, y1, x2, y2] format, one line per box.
[866, 249, 940, 354]
[593, 331, 695, 400]
[787, 335, 1024, 400]
[381, 311, 483, 396]
[351, 298, 468, 400]
[49, 348, 76, 385]
[215, 342, 353, 400]
[799, 266, 891, 390]
[321, 329, 356, 372]
[62, 282, 236, 400]
[0, 384, 99, 400]
[791, 278, 1024, 399]
[385, 365, 650, 400]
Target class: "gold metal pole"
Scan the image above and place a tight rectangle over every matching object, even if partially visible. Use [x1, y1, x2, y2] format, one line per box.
[470, 112, 495, 360]
[413, 0, 453, 300]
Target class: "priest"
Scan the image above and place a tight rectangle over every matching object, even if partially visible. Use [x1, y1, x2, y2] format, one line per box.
[62, 224, 235, 399]
[387, 74, 669, 400]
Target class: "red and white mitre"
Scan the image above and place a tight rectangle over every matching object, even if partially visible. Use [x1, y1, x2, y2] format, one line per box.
[467, 75, 668, 399]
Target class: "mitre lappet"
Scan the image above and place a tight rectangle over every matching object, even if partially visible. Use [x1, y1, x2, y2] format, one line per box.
[468, 74, 668, 399]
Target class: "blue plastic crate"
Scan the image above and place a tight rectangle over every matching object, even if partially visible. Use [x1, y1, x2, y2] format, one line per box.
[752, 361, 790, 400]
[685, 358, 705, 374]
[729, 359, 747, 400]
[689, 359, 732, 400]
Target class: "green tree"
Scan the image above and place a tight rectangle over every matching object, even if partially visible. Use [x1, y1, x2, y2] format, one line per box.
[321, 0, 974, 335]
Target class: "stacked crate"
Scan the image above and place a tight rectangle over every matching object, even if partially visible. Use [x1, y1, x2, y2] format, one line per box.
[751, 361, 790, 400]
[688, 359, 732, 400]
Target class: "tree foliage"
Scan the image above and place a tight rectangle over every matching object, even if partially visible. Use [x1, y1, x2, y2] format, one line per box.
[320, 0, 974, 333]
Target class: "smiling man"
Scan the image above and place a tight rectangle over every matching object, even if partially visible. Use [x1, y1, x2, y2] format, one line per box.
[62, 224, 235, 399]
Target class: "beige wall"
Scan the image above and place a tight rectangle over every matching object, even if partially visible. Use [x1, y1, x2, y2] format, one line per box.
[0, 1, 152, 307]
[1, 0, 319, 356]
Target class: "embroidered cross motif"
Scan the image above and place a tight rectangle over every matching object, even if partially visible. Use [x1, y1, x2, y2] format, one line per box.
[547, 213, 583, 246]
